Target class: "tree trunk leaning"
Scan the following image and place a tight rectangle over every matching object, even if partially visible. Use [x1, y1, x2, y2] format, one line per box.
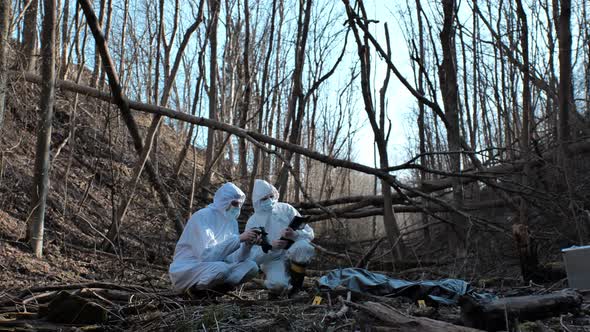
[77, 0, 185, 237]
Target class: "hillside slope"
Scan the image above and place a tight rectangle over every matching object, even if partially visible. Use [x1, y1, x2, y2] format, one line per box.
[0, 71, 210, 289]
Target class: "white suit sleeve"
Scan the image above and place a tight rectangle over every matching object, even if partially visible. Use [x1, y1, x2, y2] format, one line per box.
[296, 223, 314, 241]
[225, 243, 253, 263]
[192, 222, 241, 262]
[285, 204, 314, 241]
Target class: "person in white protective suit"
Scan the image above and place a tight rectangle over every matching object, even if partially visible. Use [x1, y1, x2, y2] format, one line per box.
[169, 182, 261, 294]
[245, 179, 315, 296]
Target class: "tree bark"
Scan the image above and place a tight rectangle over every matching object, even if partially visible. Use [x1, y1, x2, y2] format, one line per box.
[558, 0, 572, 151]
[238, 0, 251, 190]
[249, 0, 277, 197]
[200, 0, 220, 197]
[91, 0, 106, 87]
[117, 0, 129, 80]
[97, 0, 113, 89]
[0, 0, 10, 131]
[22, 0, 39, 71]
[352, 301, 481, 332]
[415, 0, 429, 242]
[584, 0, 590, 119]
[460, 289, 582, 331]
[58, 0, 69, 80]
[275, 0, 312, 199]
[439, 0, 465, 249]
[515, 0, 538, 282]
[29, 0, 56, 258]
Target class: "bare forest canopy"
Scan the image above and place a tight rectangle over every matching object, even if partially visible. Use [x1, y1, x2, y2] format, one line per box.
[0, 0, 589, 282]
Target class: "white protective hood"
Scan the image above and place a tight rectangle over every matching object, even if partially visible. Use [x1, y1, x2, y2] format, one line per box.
[169, 182, 248, 290]
[246, 179, 314, 264]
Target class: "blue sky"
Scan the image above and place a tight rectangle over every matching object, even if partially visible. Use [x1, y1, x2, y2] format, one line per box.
[352, 0, 416, 168]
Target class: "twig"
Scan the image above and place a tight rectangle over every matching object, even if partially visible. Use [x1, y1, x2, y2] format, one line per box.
[21, 291, 58, 305]
[327, 291, 351, 320]
[355, 237, 385, 268]
[311, 243, 352, 261]
[559, 315, 572, 332]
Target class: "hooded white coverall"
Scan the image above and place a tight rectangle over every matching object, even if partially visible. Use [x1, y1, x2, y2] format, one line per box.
[245, 179, 315, 294]
[169, 183, 259, 291]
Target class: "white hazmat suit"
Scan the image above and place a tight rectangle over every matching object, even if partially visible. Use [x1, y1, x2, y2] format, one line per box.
[245, 179, 315, 294]
[169, 183, 259, 291]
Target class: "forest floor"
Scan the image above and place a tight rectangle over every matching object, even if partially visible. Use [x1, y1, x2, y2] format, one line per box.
[1, 236, 590, 331]
[1, 67, 589, 331]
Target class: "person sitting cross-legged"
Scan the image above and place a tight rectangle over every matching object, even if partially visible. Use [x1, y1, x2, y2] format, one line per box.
[169, 182, 260, 297]
[245, 179, 315, 298]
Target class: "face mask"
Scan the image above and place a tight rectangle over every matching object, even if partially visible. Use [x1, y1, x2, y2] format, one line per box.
[225, 206, 241, 220]
[259, 199, 275, 211]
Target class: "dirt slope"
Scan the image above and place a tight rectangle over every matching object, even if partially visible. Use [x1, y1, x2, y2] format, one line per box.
[0, 71, 208, 290]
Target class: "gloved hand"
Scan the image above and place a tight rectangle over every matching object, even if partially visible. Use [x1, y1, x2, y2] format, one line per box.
[281, 227, 298, 240]
[239, 229, 258, 243]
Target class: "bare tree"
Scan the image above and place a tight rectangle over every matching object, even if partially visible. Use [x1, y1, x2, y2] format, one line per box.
[343, 0, 407, 260]
[514, 0, 538, 281]
[414, 0, 430, 242]
[29, 0, 56, 258]
[22, 0, 39, 70]
[101, 0, 205, 248]
[200, 0, 221, 197]
[248, 0, 278, 197]
[0, 0, 10, 131]
[59, 0, 69, 79]
[275, 0, 313, 200]
[90, 0, 105, 87]
[117, 0, 129, 80]
[558, 0, 572, 151]
[77, 0, 185, 237]
[439, 0, 465, 249]
[238, 0, 251, 190]
[584, 0, 590, 118]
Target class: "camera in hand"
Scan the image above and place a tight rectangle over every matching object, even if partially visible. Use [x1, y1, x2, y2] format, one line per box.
[250, 227, 273, 253]
[280, 215, 309, 250]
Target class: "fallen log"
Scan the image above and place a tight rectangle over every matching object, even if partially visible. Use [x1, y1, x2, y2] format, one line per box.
[420, 138, 590, 192]
[0, 282, 167, 307]
[348, 300, 482, 332]
[39, 291, 108, 325]
[13, 72, 399, 188]
[306, 199, 508, 221]
[459, 289, 583, 331]
[17, 71, 590, 212]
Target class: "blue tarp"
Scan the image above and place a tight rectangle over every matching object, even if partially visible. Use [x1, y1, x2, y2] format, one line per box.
[317, 268, 496, 305]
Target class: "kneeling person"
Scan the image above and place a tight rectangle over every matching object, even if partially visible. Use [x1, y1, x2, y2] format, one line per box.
[169, 182, 260, 294]
[246, 179, 315, 296]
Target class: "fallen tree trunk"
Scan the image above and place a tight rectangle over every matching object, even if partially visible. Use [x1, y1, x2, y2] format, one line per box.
[15, 72, 399, 187]
[349, 301, 482, 332]
[420, 137, 590, 192]
[14, 72, 590, 218]
[306, 199, 507, 221]
[459, 289, 583, 331]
